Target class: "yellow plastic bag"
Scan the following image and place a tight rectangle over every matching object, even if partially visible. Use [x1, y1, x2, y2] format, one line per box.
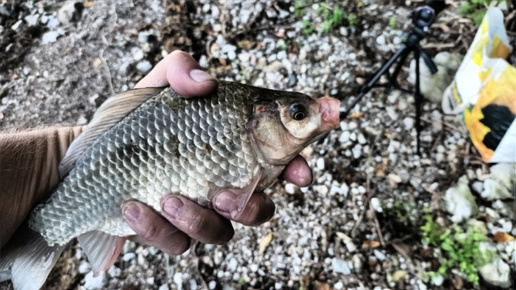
[443, 8, 515, 163]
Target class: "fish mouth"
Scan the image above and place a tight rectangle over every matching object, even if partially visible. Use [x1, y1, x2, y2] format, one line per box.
[318, 97, 341, 132]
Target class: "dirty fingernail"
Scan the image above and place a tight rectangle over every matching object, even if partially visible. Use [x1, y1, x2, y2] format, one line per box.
[123, 203, 140, 223]
[213, 192, 238, 216]
[163, 197, 184, 218]
[190, 69, 216, 83]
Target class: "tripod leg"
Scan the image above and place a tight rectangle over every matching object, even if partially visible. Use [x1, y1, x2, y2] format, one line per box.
[414, 50, 422, 154]
[388, 49, 410, 90]
[340, 45, 409, 120]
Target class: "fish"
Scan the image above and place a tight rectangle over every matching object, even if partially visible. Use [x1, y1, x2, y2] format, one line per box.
[0, 81, 340, 290]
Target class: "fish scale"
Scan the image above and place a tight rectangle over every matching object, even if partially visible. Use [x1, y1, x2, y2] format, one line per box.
[29, 83, 262, 246]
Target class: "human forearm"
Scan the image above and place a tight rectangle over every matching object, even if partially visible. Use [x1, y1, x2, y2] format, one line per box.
[0, 126, 83, 248]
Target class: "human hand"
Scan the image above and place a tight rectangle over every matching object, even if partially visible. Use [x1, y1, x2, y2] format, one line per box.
[120, 51, 314, 255]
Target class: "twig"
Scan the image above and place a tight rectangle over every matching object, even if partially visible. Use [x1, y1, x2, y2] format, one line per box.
[372, 207, 386, 247]
[99, 2, 118, 96]
[384, 234, 413, 245]
[408, 113, 459, 131]
[351, 174, 373, 238]
[421, 42, 456, 50]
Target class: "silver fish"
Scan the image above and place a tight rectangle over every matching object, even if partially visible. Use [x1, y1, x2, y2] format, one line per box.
[0, 81, 340, 290]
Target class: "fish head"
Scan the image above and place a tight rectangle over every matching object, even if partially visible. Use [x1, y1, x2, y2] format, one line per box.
[249, 90, 340, 165]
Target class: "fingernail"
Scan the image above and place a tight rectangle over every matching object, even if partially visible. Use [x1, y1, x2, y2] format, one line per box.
[162, 197, 184, 218]
[123, 203, 140, 223]
[213, 192, 239, 218]
[190, 69, 216, 83]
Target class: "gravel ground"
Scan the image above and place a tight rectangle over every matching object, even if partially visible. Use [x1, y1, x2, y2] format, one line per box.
[0, 1, 515, 289]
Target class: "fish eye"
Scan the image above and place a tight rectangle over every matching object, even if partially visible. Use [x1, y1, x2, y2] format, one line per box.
[289, 103, 307, 121]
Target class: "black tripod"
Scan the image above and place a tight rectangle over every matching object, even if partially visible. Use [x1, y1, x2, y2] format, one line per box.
[340, 6, 440, 154]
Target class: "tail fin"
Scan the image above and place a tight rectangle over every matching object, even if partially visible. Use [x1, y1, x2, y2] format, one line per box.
[0, 224, 66, 290]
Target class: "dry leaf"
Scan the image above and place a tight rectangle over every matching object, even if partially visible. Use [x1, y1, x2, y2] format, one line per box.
[355, 77, 365, 85]
[314, 281, 330, 290]
[363, 240, 380, 248]
[374, 164, 386, 177]
[237, 40, 254, 50]
[349, 112, 364, 119]
[336, 232, 352, 242]
[494, 232, 514, 243]
[384, 132, 392, 138]
[452, 274, 464, 289]
[300, 275, 310, 289]
[259, 232, 273, 254]
[83, 1, 95, 7]
[391, 242, 411, 259]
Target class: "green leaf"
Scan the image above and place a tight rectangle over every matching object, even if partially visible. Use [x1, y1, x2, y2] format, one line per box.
[389, 17, 397, 29]
[332, 7, 344, 25]
[348, 13, 357, 28]
[322, 20, 332, 33]
[441, 242, 453, 252]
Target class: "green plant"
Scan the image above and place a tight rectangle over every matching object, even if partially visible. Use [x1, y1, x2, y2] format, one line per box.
[348, 13, 358, 28]
[302, 19, 313, 36]
[420, 212, 493, 285]
[382, 200, 414, 227]
[388, 17, 397, 29]
[294, 0, 311, 16]
[318, 4, 345, 33]
[458, 0, 505, 26]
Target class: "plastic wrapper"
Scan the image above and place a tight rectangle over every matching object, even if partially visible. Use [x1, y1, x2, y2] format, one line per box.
[442, 8, 515, 163]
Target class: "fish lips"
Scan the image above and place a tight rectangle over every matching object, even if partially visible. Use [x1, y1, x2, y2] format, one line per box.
[318, 97, 341, 132]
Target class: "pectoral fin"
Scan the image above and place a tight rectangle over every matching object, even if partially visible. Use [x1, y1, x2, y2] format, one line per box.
[77, 231, 127, 276]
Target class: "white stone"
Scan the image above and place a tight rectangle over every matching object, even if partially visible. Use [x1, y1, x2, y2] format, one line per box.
[227, 257, 238, 272]
[373, 249, 386, 261]
[352, 145, 362, 159]
[78, 261, 91, 274]
[136, 61, 152, 73]
[132, 48, 145, 61]
[285, 183, 296, 194]
[371, 197, 382, 213]
[442, 176, 478, 223]
[482, 179, 512, 200]
[479, 249, 512, 288]
[357, 133, 367, 144]
[42, 31, 59, 44]
[122, 253, 135, 261]
[316, 158, 325, 170]
[386, 106, 398, 120]
[173, 272, 183, 289]
[83, 272, 105, 290]
[403, 117, 414, 130]
[339, 131, 350, 143]
[331, 258, 351, 275]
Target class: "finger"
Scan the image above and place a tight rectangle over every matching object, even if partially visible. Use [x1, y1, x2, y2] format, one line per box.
[135, 50, 217, 97]
[213, 191, 276, 226]
[161, 196, 234, 245]
[282, 155, 313, 187]
[122, 201, 191, 256]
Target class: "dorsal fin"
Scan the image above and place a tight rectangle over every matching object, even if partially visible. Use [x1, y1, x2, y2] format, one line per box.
[59, 87, 164, 177]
